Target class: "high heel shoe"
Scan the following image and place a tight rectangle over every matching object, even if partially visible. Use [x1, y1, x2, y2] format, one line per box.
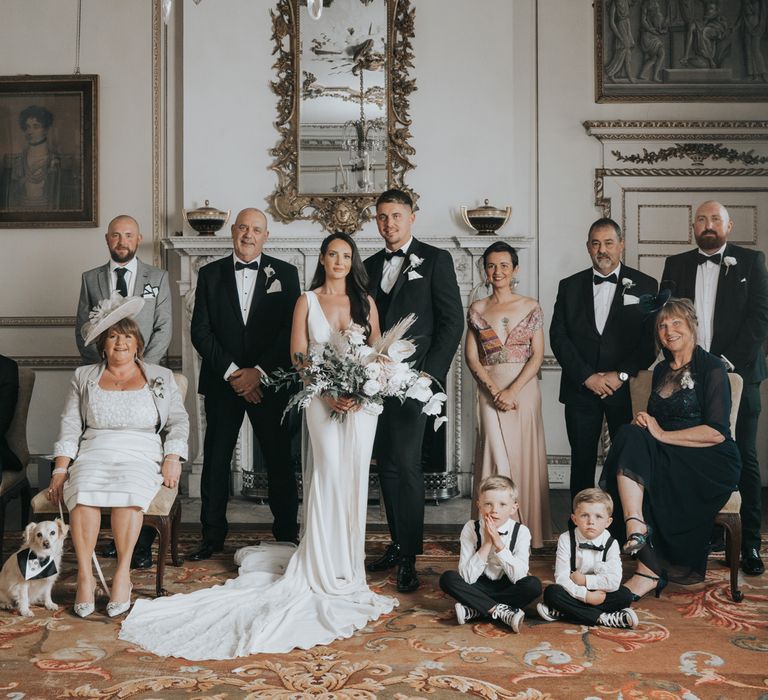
[107, 585, 133, 618]
[74, 585, 97, 618]
[630, 571, 668, 601]
[623, 516, 652, 556]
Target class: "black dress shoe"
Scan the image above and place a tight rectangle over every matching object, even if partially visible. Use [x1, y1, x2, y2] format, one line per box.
[186, 543, 223, 562]
[366, 543, 401, 572]
[741, 548, 765, 576]
[396, 558, 419, 593]
[98, 540, 118, 558]
[130, 549, 153, 570]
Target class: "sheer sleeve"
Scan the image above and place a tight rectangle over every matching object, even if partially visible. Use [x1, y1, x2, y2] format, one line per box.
[701, 360, 732, 438]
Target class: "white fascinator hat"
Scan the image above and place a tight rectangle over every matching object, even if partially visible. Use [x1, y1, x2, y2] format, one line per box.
[81, 292, 145, 346]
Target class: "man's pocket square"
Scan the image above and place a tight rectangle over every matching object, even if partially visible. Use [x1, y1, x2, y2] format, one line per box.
[623, 294, 639, 305]
[408, 270, 423, 281]
[267, 280, 283, 293]
[143, 284, 159, 298]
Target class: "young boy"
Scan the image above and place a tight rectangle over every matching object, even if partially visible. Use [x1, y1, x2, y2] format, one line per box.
[439, 475, 541, 633]
[537, 488, 637, 629]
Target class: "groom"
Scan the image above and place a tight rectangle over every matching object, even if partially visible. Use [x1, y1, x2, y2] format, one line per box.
[365, 189, 463, 592]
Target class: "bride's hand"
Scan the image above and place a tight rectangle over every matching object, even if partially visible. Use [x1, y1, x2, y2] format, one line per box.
[323, 395, 358, 413]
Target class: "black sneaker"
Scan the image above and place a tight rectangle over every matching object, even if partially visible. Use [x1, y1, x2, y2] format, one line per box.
[536, 603, 563, 622]
[454, 603, 481, 625]
[597, 608, 638, 629]
[491, 604, 524, 633]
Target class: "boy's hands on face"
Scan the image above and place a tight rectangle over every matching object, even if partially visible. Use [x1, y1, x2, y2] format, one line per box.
[483, 514, 505, 552]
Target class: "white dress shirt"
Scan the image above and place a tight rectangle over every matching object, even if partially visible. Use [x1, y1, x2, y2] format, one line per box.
[553, 528, 623, 602]
[224, 253, 262, 381]
[380, 237, 413, 294]
[457, 517, 531, 585]
[592, 264, 621, 335]
[694, 243, 726, 352]
[110, 257, 138, 297]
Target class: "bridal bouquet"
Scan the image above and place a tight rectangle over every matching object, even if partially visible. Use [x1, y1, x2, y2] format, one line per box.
[266, 315, 447, 425]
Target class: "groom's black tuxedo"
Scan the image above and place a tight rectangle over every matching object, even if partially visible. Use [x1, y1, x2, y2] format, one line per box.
[365, 238, 463, 556]
[661, 243, 768, 554]
[191, 253, 301, 545]
[550, 264, 657, 499]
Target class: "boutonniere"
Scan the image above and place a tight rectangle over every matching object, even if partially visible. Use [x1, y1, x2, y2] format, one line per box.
[621, 277, 635, 295]
[680, 370, 695, 390]
[722, 256, 737, 275]
[404, 253, 424, 280]
[142, 283, 159, 298]
[264, 264, 282, 293]
[150, 377, 165, 399]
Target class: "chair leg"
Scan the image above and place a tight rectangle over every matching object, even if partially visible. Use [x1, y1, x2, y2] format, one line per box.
[170, 501, 182, 567]
[722, 515, 743, 603]
[154, 517, 170, 597]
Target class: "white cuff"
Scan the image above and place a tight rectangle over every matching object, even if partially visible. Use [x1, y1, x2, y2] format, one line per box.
[53, 441, 79, 461]
[224, 363, 240, 381]
[163, 440, 188, 461]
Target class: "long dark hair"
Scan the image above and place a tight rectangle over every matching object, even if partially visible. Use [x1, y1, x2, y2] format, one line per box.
[309, 233, 372, 337]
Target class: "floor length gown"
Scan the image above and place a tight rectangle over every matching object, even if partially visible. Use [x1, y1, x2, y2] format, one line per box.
[468, 305, 551, 548]
[119, 291, 397, 659]
[600, 348, 741, 584]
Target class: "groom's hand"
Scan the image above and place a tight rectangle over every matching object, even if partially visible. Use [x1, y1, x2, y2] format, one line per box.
[229, 368, 263, 403]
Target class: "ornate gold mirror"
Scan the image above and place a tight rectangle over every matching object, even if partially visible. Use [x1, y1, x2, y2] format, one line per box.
[268, 0, 416, 233]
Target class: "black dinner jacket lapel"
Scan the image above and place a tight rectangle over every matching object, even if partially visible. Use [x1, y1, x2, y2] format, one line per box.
[602, 265, 630, 332]
[670, 249, 699, 300]
[712, 243, 741, 339]
[368, 251, 385, 298]
[387, 239, 420, 315]
[581, 269, 599, 337]
[245, 259, 268, 327]
[221, 257, 245, 326]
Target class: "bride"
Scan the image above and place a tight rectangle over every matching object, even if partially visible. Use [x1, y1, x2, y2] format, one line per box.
[119, 233, 398, 659]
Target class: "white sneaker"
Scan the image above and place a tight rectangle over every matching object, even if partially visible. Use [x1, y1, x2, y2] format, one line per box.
[454, 602, 481, 625]
[536, 603, 563, 622]
[491, 604, 524, 633]
[597, 608, 638, 629]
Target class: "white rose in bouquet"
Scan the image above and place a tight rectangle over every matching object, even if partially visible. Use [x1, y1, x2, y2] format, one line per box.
[364, 362, 382, 379]
[345, 324, 366, 346]
[405, 375, 433, 402]
[363, 379, 382, 396]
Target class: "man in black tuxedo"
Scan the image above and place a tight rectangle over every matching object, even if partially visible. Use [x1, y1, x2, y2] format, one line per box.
[0, 354, 22, 480]
[661, 200, 768, 576]
[550, 218, 658, 503]
[364, 189, 463, 592]
[188, 208, 301, 560]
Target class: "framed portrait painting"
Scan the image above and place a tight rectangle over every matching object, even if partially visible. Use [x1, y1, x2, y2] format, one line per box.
[0, 75, 97, 227]
[595, 0, 768, 102]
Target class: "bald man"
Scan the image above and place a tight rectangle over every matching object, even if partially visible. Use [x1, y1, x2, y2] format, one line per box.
[76, 215, 172, 364]
[662, 201, 768, 576]
[188, 208, 301, 560]
[75, 214, 172, 568]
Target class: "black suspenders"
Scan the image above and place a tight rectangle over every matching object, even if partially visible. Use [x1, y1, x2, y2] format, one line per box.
[474, 520, 520, 554]
[568, 527, 615, 572]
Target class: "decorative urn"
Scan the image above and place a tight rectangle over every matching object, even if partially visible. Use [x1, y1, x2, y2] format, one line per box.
[183, 199, 230, 236]
[460, 198, 512, 235]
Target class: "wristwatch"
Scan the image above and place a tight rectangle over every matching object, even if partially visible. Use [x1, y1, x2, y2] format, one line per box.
[618, 371, 630, 382]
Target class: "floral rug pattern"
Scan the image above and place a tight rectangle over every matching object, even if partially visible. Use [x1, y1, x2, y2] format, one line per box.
[1, 532, 766, 699]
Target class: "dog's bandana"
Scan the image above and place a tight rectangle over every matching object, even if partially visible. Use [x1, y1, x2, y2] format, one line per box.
[16, 549, 58, 581]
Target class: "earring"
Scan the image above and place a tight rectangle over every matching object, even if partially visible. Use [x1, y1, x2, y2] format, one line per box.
[511, 278, 520, 289]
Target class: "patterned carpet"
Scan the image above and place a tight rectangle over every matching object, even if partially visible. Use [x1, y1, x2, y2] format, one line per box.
[1, 531, 767, 699]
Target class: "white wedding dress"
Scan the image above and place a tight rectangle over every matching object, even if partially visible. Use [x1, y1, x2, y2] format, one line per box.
[119, 291, 397, 659]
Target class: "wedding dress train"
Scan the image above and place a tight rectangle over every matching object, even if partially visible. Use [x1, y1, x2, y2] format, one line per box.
[119, 291, 397, 659]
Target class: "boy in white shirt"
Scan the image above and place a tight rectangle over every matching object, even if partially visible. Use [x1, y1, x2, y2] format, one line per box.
[439, 476, 541, 633]
[537, 488, 637, 628]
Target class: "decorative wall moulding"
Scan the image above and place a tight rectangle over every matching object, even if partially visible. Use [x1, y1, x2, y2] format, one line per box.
[595, 0, 768, 102]
[0, 316, 74, 327]
[0, 75, 98, 228]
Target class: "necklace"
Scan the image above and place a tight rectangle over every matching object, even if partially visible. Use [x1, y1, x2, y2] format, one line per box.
[106, 366, 137, 390]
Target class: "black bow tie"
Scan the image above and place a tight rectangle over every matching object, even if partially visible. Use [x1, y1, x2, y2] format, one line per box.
[593, 273, 617, 285]
[497, 531, 508, 537]
[384, 249, 406, 262]
[578, 542, 604, 551]
[235, 260, 259, 271]
[697, 252, 721, 265]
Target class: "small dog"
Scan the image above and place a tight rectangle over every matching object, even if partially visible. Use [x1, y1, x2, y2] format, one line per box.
[0, 519, 68, 617]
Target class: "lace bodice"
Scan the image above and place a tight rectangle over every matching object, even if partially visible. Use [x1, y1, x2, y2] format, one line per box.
[648, 366, 702, 431]
[87, 384, 159, 431]
[467, 305, 543, 366]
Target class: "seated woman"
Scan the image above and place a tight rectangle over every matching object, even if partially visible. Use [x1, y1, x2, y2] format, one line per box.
[600, 297, 741, 598]
[47, 294, 188, 618]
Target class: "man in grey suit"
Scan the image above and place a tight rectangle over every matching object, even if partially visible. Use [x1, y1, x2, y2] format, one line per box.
[76, 214, 172, 365]
[74, 213, 173, 568]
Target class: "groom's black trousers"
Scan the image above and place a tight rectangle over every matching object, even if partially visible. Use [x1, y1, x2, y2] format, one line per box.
[376, 396, 428, 557]
[201, 387, 298, 546]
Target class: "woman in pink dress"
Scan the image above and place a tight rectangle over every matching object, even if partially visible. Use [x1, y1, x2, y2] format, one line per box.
[465, 242, 551, 548]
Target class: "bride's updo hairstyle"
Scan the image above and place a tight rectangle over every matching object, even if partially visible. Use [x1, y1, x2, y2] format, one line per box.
[310, 232, 372, 338]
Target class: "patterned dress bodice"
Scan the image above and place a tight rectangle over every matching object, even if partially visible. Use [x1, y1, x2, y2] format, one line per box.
[467, 305, 543, 366]
[87, 384, 159, 431]
[648, 365, 702, 432]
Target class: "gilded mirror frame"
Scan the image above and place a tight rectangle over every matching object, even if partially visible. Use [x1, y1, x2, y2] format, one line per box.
[267, 0, 416, 233]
